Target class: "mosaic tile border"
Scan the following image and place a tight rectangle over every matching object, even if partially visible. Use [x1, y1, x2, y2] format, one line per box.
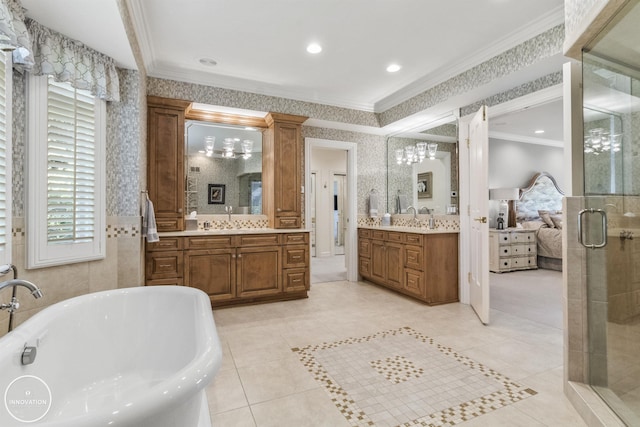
[292, 326, 537, 427]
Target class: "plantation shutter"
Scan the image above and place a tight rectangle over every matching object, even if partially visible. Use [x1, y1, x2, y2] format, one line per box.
[0, 53, 8, 253]
[46, 77, 96, 244]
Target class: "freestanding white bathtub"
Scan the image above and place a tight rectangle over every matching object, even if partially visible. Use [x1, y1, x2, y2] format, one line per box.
[0, 286, 222, 427]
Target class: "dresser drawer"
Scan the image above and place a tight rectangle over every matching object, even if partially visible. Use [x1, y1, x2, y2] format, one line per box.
[511, 244, 528, 256]
[512, 256, 536, 269]
[498, 233, 511, 244]
[511, 232, 535, 243]
[498, 245, 512, 257]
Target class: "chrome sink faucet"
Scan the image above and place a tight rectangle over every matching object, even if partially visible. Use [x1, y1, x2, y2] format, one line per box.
[406, 206, 417, 225]
[224, 205, 234, 228]
[0, 264, 43, 333]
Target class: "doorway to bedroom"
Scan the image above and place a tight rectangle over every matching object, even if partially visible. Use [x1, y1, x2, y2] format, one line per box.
[487, 94, 564, 329]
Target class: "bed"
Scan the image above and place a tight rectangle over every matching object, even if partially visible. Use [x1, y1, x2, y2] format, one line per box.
[513, 172, 564, 271]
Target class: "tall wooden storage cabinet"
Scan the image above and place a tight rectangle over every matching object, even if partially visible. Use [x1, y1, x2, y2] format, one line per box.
[147, 97, 191, 232]
[263, 113, 308, 229]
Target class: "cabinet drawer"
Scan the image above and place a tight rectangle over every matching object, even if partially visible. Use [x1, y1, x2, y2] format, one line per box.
[146, 250, 183, 279]
[359, 238, 371, 258]
[283, 268, 308, 292]
[527, 243, 537, 255]
[275, 216, 301, 229]
[405, 234, 423, 246]
[284, 233, 309, 245]
[156, 218, 182, 232]
[404, 268, 425, 298]
[359, 257, 371, 278]
[238, 234, 280, 247]
[404, 245, 423, 270]
[387, 232, 403, 242]
[147, 237, 183, 251]
[371, 230, 386, 240]
[358, 228, 371, 238]
[186, 235, 234, 249]
[283, 245, 309, 268]
[146, 278, 184, 286]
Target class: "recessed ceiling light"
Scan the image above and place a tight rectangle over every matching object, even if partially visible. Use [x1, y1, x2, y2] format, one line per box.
[306, 43, 322, 54]
[199, 58, 217, 66]
[386, 64, 401, 73]
[534, 129, 545, 134]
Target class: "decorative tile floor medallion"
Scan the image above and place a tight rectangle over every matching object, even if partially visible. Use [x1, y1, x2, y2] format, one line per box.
[292, 327, 537, 427]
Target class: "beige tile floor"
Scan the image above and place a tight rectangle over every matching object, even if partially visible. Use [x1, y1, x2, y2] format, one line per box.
[206, 274, 586, 427]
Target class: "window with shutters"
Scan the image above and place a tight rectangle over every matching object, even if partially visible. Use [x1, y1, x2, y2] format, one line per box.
[0, 52, 12, 267]
[27, 75, 105, 268]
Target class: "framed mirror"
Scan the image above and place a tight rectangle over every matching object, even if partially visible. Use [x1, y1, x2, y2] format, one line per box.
[185, 120, 263, 214]
[386, 118, 458, 215]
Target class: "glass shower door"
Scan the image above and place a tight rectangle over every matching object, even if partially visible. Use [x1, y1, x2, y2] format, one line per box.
[583, 2, 640, 423]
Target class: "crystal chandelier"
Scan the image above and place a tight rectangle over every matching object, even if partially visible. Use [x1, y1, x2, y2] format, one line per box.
[584, 128, 621, 155]
[203, 136, 254, 159]
[395, 142, 438, 165]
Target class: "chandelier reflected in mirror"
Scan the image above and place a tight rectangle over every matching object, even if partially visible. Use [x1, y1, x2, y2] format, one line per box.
[584, 128, 621, 155]
[395, 142, 438, 165]
[201, 136, 254, 159]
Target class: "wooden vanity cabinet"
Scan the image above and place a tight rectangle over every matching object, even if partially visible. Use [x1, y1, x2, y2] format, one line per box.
[146, 232, 310, 307]
[358, 228, 458, 305]
[263, 113, 308, 229]
[147, 97, 191, 232]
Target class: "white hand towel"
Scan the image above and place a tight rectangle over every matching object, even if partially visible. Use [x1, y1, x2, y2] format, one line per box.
[142, 197, 160, 243]
[369, 192, 378, 218]
[397, 194, 408, 213]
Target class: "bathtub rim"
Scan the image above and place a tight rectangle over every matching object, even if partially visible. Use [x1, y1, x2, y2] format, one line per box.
[0, 285, 221, 427]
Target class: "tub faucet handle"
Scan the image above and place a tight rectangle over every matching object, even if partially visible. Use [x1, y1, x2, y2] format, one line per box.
[22, 346, 37, 365]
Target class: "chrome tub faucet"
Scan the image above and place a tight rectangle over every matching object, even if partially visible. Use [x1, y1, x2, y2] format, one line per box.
[0, 264, 43, 332]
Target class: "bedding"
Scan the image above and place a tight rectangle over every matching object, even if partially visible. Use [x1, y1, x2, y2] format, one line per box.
[514, 172, 565, 271]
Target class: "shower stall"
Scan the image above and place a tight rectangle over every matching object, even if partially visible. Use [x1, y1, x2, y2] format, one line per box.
[578, 1, 640, 424]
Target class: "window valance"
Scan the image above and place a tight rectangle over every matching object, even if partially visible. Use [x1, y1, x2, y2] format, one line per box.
[0, 0, 34, 68]
[26, 18, 119, 102]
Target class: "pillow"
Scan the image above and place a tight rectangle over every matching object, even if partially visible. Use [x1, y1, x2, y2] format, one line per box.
[521, 220, 545, 230]
[550, 214, 563, 229]
[538, 210, 555, 228]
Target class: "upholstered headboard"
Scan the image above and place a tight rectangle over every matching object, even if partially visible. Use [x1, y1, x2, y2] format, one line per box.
[514, 172, 564, 223]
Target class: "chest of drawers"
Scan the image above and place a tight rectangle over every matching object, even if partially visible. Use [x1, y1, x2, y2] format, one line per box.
[489, 229, 537, 273]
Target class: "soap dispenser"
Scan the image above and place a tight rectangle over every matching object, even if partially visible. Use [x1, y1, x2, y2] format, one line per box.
[428, 214, 435, 229]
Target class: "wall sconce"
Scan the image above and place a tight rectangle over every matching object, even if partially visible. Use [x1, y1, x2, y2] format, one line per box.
[395, 142, 438, 165]
[489, 187, 520, 229]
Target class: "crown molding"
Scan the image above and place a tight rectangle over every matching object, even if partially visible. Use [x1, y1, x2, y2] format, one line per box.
[148, 63, 377, 112]
[126, 0, 156, 74]
[373, 5, 565, 113]
[489, 131, 563, 147]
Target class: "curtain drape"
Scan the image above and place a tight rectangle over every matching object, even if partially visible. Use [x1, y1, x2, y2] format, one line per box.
[26, 18, 119, 102]
[0, 0, 33, 69]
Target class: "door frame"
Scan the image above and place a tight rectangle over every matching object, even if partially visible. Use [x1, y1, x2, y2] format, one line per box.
[305, 138, 358, 282]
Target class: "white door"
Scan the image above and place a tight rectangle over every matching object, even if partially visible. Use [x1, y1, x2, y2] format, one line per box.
[468, 106, 490, 324]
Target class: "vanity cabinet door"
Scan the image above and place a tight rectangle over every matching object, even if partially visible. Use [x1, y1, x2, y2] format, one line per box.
[370, 240, 387, 283]
[147, 99, 191, 232]
[385, 242, 403, 289]
[184, 249, 235, 302]
[236, 246, 282, 297]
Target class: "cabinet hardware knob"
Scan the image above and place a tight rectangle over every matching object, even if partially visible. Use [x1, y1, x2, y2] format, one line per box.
[277, 208, 282, 212]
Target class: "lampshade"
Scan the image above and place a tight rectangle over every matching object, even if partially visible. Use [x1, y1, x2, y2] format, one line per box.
[489, 188, 520, 201]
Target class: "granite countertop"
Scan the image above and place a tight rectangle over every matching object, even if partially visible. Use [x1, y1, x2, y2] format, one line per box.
[159, 228, 311, 237]
[358, 225, 459, 235]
